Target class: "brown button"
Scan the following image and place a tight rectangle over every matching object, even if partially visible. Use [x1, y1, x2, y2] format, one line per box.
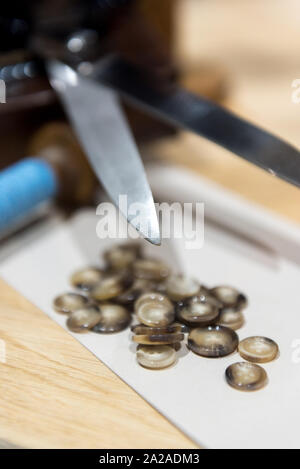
[134, 278, 167, 293]
[176, 297, 220, 327]
[199, 291, 224, 310]
[136, 345, 176, 369]
[225, 362, 268, 392]
[70, 267, 104, 292]
[53, 293, 89, 315]
[104, 243, 142, 270]
[90, 272, 132, 301]
[67, 306, 102, 333]
[188, 325, 239, 358]
[132, 332, 184, 346]
[113, 287, 142, 306]
[135, 292, 175, 327]
[131, 323, 185, 335]
[133, 258, 170, 281]
[113, 279, 158, 306]
[238, 337, 279, 363]
[92, 304, 131, 333]
[217, 307, 245, 331]
[165, 275, 200, 301]
[210, 286, 247, 309]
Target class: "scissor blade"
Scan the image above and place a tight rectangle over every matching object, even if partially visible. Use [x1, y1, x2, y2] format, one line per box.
[95, 57, 300, 189]
[47, 60, 160, 245]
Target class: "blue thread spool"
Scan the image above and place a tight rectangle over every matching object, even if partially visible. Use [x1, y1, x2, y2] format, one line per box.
[0, 158, 58, 235]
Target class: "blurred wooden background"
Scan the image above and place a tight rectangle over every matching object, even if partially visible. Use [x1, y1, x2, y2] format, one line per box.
[158, 0, 300, 223]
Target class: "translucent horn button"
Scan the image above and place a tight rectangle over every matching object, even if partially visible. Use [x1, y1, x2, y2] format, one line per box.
[92, 304, 131, 333]
[132, 332, 184, 346]
[165, 274, 200, 301]
[131, 323, 185, 335]
[53, 292, 89, 315]
[136, 345, 176, 369]
[217, 307, 245, 331]
[104, 242, 142, 270]
[188, 325, 239, 358]
[133, 258, 170, 281]
[70, 267, 104, 292]
[210, 286, 247, 309]
[176, 297, 220, 327]
[225, 362, 268, 392]
[90, 272, 132, 301]
[67, 306, 102, 333]
[135, 292, 175, 327]
[238, 336, 279, 363]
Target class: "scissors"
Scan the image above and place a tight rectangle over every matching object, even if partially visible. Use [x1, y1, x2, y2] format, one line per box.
[1, 0, 300, 243]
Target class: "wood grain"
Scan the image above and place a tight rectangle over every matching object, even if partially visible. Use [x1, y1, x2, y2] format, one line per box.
[0, 279, 197, 449]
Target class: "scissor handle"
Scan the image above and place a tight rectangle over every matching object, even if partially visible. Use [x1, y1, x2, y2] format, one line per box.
[0, 158, 58, 234]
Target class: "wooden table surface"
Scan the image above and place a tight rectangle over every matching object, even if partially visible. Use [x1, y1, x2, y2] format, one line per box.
[1, 0, 300, 448]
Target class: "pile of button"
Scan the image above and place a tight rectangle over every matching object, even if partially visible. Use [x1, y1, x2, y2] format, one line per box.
[53, 242, 279, 391]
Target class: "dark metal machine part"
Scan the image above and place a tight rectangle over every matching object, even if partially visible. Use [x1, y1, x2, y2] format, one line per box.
[0, 0, 175, 171]
[0, 1, 133, 53]
[0, 0, 126, 168]
[94, 57, 300, 190]
[2, 0, 300, 230]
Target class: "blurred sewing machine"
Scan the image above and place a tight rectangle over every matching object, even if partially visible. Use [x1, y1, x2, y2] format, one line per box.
[2, 0, 300, 449]
[3, 0, 300, 243]
[0, 0, 226, 168]
[0, 0, 227, 239]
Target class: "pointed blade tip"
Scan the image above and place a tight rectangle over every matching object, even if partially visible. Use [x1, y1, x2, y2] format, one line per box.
[147, 236, 161, 246]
